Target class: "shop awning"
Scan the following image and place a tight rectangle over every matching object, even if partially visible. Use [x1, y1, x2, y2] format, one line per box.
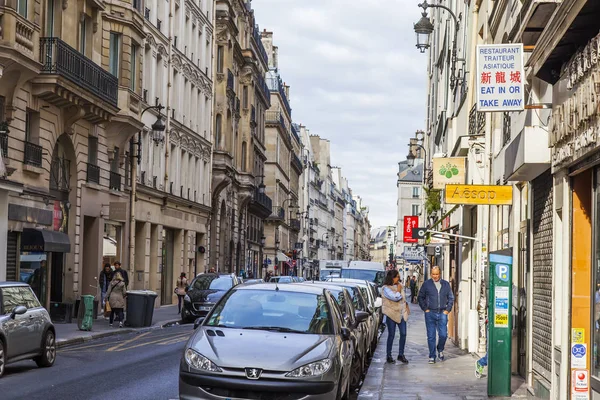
[277, 251, 291, 262]
[21, 228, 70, 253]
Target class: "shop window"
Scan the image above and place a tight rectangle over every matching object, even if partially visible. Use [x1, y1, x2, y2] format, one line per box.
[594, 170, 600, 377]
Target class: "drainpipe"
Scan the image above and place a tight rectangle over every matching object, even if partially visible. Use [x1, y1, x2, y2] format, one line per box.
[129, 136, 138, 288]
[164, 0, 174, 189]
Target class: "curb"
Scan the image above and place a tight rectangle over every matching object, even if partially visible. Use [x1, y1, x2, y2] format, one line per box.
[57, 318, 184, 349]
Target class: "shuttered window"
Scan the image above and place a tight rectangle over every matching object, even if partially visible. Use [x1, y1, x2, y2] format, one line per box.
[6, 231, 19, 281]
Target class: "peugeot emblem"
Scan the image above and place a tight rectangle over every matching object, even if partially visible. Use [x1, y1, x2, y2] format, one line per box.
[245, 367, 262, 380]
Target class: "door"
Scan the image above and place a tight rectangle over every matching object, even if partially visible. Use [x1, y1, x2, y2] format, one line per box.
[50, 252, 63, 303]
[1, 287, 37, 356]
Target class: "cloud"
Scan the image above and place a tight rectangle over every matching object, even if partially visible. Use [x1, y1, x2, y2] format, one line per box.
[252, 0, 427, 228]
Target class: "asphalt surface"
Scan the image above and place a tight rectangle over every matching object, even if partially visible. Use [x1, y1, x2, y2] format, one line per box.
[0, 324, 193, 400]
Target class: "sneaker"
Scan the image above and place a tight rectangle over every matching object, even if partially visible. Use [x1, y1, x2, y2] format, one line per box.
[439, 352, 445, 361]
[386, 356, 396, 364]
[475, 362, 484, 378]
[428, 358, 436, 364]
[397, 355, 409, 364]
[119, 322, 123, 328]
[109, 323, 113, 327]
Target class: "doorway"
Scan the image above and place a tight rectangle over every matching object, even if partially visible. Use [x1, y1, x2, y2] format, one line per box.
[161, 228, 174, 305]
[50, 252, 63, 302]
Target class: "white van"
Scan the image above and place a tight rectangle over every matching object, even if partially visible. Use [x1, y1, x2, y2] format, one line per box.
[318, 260, 348, 281]
[340, 261, 386, 286]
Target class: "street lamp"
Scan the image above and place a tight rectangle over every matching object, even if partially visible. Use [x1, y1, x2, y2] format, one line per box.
[414, 1, 465, 89]
[151, 114, 166, 145]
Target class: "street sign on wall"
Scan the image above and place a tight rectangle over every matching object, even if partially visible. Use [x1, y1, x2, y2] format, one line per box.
[403, 245, 425, 261]
[476, 44, 524, 112]
[403, 216, 418, 243]
[445, 184, 513, 206]
[432, 157, 466, 189]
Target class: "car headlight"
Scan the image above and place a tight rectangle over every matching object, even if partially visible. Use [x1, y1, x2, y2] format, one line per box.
[185, 348, 222, 372]
[286, 358, 331, 378]
[184, 294, 191, 302]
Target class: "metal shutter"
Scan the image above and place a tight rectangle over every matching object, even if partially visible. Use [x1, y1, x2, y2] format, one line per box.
[531, 169, 553, 383]
[6, 231, 18, 281]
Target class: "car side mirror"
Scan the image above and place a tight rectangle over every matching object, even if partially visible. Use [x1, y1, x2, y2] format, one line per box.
[340, 327, 352, 341]
[193, 317, 205, 330]
[11, 305, 27, 319]
[374, 297, 382, 309]
[354, 311, 369, 327]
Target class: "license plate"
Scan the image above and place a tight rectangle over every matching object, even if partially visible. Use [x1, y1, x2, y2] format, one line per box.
[200, 306, 212, 311]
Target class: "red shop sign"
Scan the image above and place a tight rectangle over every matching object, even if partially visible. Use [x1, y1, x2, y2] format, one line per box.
[404, 216, 418, 243]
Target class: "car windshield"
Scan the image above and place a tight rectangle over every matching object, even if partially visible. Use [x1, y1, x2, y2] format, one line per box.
[192, 275, 233, 291]
[340, 269, 385, 285]
[330, 285, 364, 311]
[320, 270, 340, 281]
[206, 289, 334, 334]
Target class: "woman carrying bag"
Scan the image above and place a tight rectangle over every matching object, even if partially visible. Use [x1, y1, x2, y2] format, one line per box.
[175, 272, 189, 314]
[106, 272, 127, 328]
[382, 269, 410, 364]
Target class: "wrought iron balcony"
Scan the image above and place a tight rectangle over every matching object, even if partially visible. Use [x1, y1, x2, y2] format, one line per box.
[39, 38, 118, 106]
[253, 24, 269, 66]
[291, 124, 300, 143]
[84, 163, 99, 184]
[468, 104, 485, 136]
[502, 112, 511, 146]
[291, 153, 303, 174]
[249, 188, 273, 219]
[269, 206, 285, 220]
[267, 75, 292, 117]
[227, 69, 234, 92]
[24, 142, 42, 167]
[109, 171, 121, 191]
[0, 130, 7, 158]
[256, 73, 271, 107]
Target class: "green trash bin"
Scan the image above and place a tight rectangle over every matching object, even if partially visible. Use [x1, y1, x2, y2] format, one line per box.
[77, 295, 95, 331]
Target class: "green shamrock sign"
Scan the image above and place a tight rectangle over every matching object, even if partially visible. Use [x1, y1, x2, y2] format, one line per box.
[439, 163, 460, 179]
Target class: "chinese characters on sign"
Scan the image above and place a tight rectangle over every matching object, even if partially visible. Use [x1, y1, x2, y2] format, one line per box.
[476, 44, 524, 112]
[403, 216, 418, 243]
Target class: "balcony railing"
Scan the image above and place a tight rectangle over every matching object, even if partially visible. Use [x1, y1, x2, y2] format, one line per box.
[256, 73, 271, 106]
[86, 163, 100, 184]
[502, 112, 511, 146]
[253, 24, 269, 66]
[291, 124, 300, 143]
[267, 75, 292, 117]
[227, 69, 234, 92]
[39, 37, 119, 106]
[254, 189, 272, 210]
[291, 153, 303, 173]
[468, 104, 485, 136]
[271, 206, 285, 219]
[109, 171, 121, 191]
[290, 219, 301, 231]
[0, 131, 7, 158]
[24, 142, 42, 167]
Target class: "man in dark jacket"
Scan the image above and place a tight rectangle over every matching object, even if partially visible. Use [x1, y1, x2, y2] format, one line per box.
[418, 266, 455, 364]
[113, 261, 129, 288]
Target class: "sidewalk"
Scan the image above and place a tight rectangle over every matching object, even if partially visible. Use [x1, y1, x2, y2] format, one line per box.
[55, 304, 182, 348]
[358, 303, 529, 400]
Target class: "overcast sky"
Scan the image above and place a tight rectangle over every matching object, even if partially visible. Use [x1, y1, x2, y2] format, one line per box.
[252, 0, 427, 229]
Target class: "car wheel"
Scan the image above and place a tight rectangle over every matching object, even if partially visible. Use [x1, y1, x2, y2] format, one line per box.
[350, 352, 363, 389]
[0, 339, 5, 378]
[35, 330, 56, 368]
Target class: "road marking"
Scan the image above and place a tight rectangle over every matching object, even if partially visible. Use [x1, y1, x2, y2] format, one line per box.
[110, 332, 190, 351]
[107, 332, 152, 352]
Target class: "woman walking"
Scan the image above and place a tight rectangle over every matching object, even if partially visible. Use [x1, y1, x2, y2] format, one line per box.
[382, 269, 410, 364]
[175, 272, 189, 314]
[106, 272, 127, 328]
[99, 263, 113, 312]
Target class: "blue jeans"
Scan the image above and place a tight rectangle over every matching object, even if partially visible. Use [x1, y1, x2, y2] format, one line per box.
[424, 311, 448, 359]
[385, 316, 407, 358]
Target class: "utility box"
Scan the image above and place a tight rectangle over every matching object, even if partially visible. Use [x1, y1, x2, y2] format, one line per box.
[488, 249, 513, 396]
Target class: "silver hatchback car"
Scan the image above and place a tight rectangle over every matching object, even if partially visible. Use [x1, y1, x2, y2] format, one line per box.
[0, 282, 56, 377]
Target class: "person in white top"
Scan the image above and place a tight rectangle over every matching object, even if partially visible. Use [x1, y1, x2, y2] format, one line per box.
[381, 269, 410, 364]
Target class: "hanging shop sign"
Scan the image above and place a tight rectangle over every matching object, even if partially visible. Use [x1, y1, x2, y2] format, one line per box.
[403, 216, 418, 243]
[432, 157, 466, 190]
[551, 31, 600, 170]
[476, 43, 525, 112]
[445, 184, 513, 205]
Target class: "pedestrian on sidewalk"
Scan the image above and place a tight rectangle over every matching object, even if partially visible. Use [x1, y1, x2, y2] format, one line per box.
[106, 272, 127, 328]
[382, 269, 410, 365]
[113, 261, 129, 289]
[410, 276, 417, 304]
[417, 266, 455, 364]
[99, 263, 113, 310]
[175, 272, 189, 314]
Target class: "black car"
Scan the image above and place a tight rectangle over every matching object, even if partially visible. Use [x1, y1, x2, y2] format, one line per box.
[181, 274, 241, 323]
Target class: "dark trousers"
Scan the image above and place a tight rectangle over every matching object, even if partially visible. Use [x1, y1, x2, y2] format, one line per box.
[110, 308, 124, 324]
[177, 295, 185, 313]
[385, 316, 407, 358]
[424, 311, 448, 359]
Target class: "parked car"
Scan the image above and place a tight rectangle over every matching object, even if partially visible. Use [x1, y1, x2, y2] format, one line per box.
[181, 274, 241, 323]
[243, 279, 265, 284]
[0, 282, 56, 378]
[180, 283, 362, 400]
[268, 276, 294, 284]
[299, 282, 369, 389]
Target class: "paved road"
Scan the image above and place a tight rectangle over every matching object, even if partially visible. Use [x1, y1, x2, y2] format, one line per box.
[0, 324, 193, 400]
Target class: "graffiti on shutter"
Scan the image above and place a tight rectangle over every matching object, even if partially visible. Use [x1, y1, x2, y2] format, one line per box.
[531, 169, 553, 383]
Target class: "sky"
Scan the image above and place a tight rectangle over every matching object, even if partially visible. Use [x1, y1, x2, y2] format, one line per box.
[251, 0, 427, 229]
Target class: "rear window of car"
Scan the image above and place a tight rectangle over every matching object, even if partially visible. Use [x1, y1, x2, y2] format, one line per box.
[192, 275, 233, 291]
[1, 286, 41, 314]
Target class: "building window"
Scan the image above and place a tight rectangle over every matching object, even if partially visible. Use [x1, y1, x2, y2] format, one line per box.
[216, 46, 224, 73]
[109, 33, 121, 78]
[241, 141, 247, 172]
[17, 0, 27, 18]
[79, 18, 86, 54]
[25, 109, 40, 144]
[130, 44, 137, 91]
[46, 0, 55, 36]
[215, 114, 222, 148]
[412, 187, 420, 198]
[242, 86, 248, 109]
[411, 204, 420, 216]
[88, 136, 98, 165]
